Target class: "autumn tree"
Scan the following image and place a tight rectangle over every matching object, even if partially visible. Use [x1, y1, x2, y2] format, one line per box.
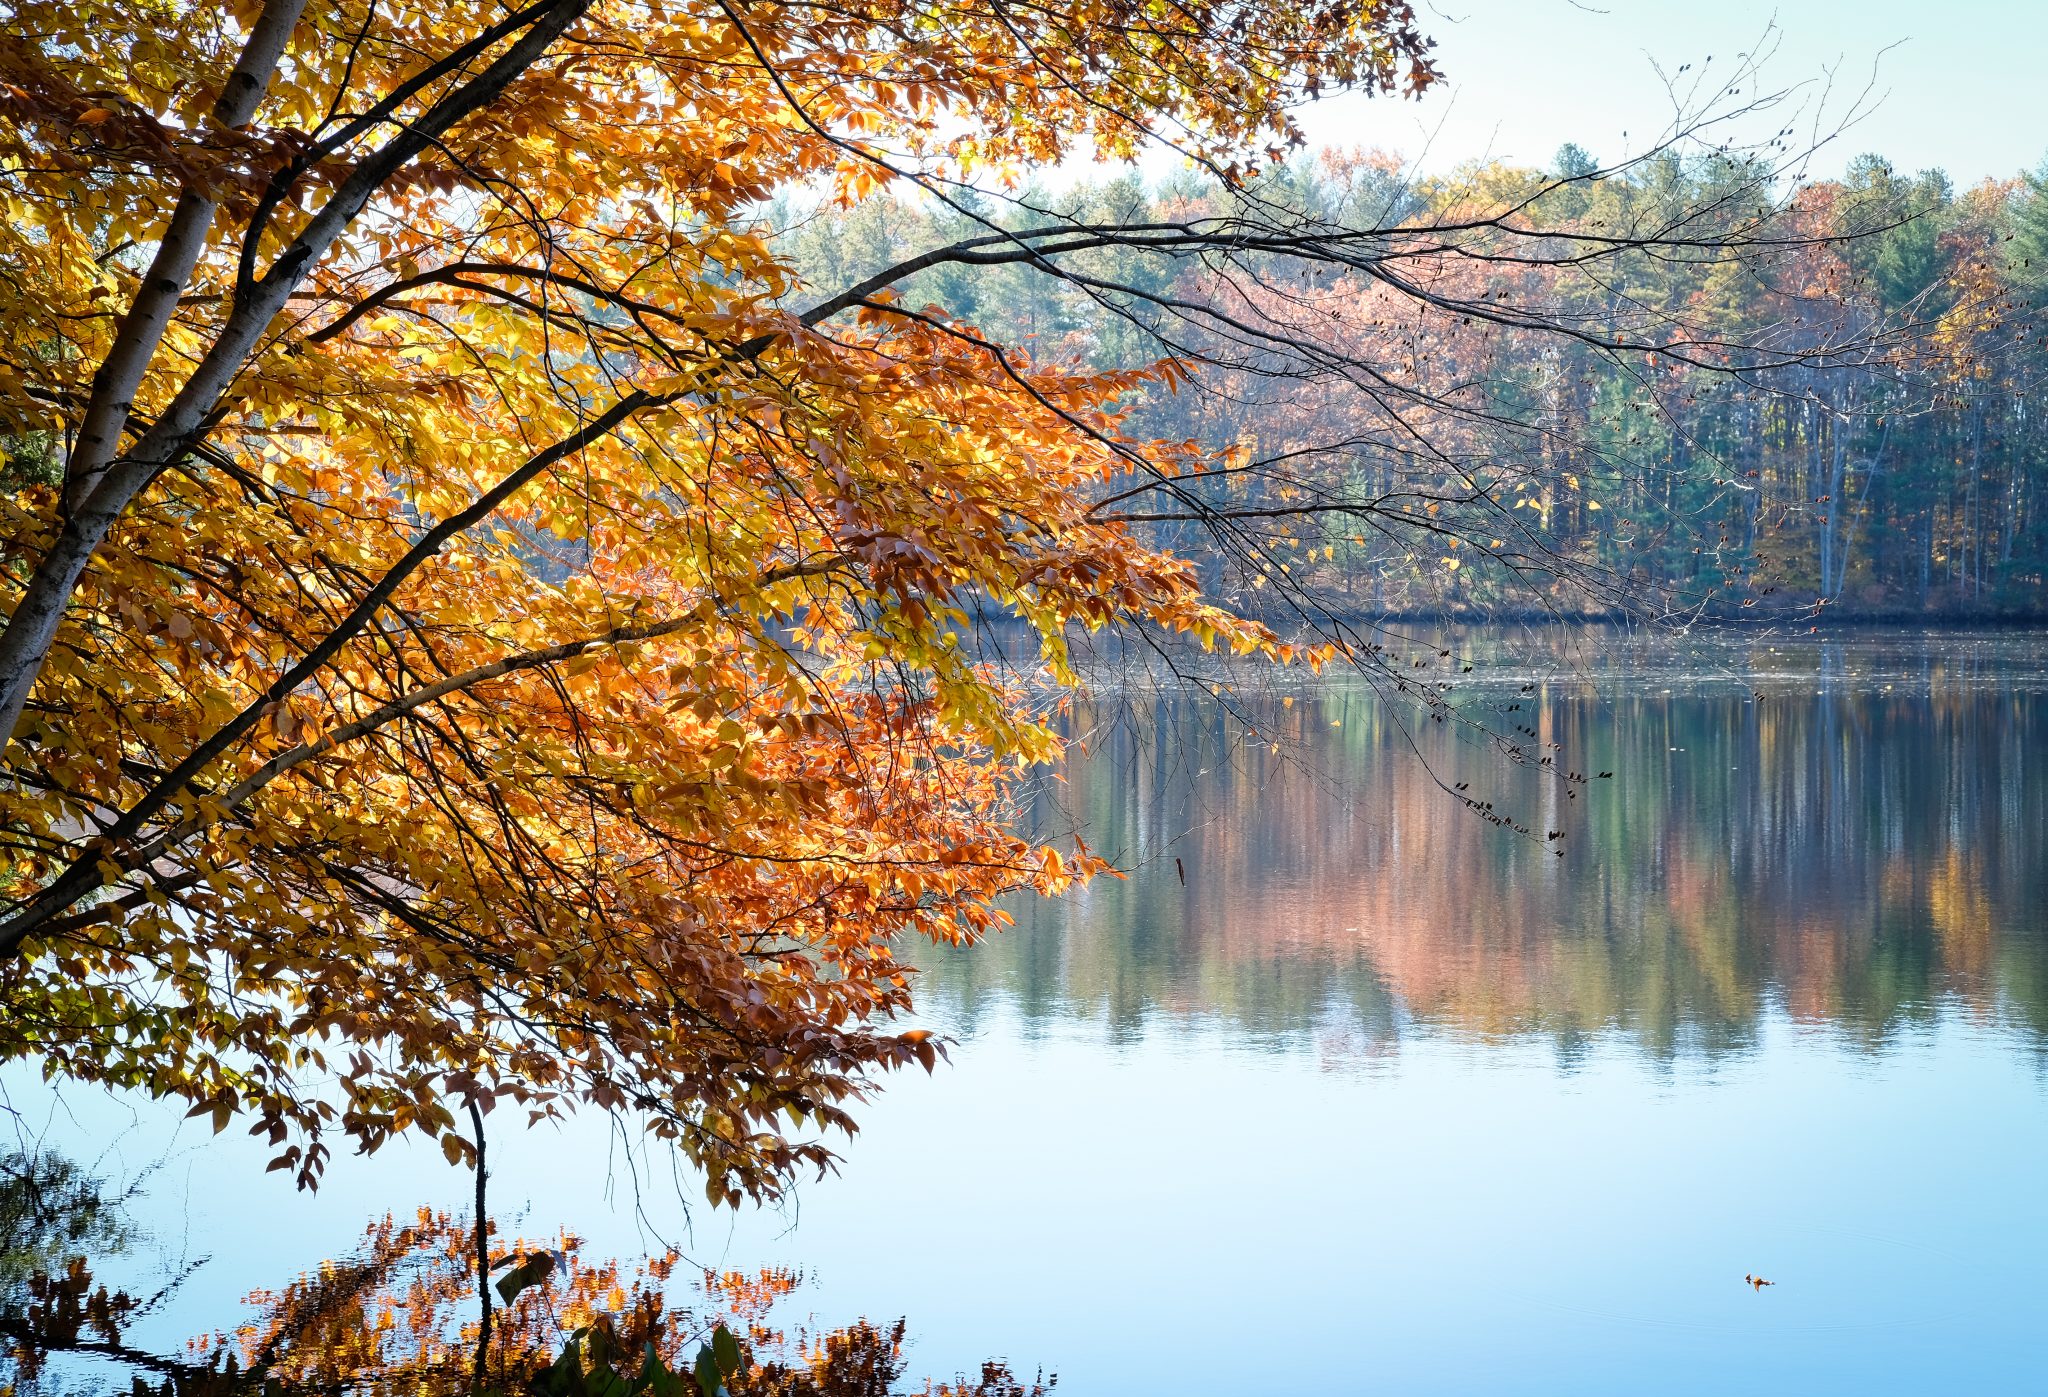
[0, 0, 1877, 1201]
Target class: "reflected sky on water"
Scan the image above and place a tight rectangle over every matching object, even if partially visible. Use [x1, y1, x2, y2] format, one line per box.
[15, 626, 2048, 1395]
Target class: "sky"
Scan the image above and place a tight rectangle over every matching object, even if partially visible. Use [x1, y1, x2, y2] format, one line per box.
[1294, 0, 2048, 185]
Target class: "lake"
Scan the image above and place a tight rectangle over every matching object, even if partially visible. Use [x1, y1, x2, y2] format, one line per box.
[13, 625, 2048, 1394]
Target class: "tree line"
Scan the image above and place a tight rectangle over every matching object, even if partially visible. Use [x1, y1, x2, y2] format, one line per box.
[773, 147, 2048, 619]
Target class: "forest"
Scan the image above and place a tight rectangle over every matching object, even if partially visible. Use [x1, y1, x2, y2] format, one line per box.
[772, 147, 2048, 618]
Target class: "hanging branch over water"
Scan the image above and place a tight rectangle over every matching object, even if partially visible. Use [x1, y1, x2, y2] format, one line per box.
[0, 0, 1926, 1198]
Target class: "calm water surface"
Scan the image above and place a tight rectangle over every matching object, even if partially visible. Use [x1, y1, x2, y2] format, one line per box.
[19, 626, 2048, 1394]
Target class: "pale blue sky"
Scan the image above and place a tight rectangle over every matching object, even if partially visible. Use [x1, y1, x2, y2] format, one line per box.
[1297, 0, 2048, 184]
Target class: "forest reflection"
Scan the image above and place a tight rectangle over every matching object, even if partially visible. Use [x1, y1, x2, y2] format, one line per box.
[917, 628, 2048, 1062]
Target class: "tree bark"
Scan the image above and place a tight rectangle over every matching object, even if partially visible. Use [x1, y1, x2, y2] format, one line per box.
[61, 0, 309, 517]
[0, 0, 591, 752]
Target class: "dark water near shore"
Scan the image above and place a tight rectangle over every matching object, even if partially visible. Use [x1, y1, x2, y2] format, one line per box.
[14, 626, 2048, 1394]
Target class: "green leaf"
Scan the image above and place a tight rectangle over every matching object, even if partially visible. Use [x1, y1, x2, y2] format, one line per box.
[640, 1343, 683, 1397]
[587, 1367, 633, 1397]
[711, 1324, 741, 1377]
[693, 1345, 723, 1397]
[540, 1333, 587, 1397]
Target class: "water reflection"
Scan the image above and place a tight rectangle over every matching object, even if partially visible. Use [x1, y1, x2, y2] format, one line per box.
[919, 627, 2048, 1061]
[15, 629, 2047, 1396]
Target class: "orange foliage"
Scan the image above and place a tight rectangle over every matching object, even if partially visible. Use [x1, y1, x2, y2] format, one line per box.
[0, 0, 1429, 1196]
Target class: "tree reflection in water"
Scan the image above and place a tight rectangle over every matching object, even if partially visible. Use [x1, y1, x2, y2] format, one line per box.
[918, 627, 2048, 1060]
